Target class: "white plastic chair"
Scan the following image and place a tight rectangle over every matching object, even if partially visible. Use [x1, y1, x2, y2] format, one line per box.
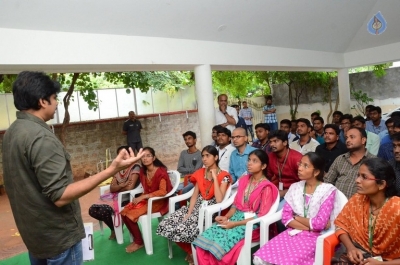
[167, 185, 233, 259]
[129, 170, 180, 255]
[191, 188, 280, 265]
[98, 183, 144, 245]
[260, 189, 348, 265]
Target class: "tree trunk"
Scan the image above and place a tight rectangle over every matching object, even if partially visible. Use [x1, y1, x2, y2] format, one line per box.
[326, 80, 333, 123]
[60, 73, 80, 146]
[333, 90, 340, 122]
[287, 82, 295, 120]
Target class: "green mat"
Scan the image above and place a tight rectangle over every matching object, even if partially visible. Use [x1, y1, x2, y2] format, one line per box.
[0, 220, 188, 265]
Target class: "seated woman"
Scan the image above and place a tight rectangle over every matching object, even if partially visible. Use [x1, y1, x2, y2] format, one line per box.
[120, 147, 173, 253]
[253, 152, 337, 265]
[157, 145, 232, 265]
[332, 158, 400, 264]
[89, 145, 140, 239]
[192, 149, 279, 265]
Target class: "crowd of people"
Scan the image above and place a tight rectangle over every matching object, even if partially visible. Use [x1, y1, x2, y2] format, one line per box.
[3, 71, 400, 265]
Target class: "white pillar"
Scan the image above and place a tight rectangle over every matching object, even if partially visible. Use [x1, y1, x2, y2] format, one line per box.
[337, 68, 351, 114]
[195, 64, 215, 147]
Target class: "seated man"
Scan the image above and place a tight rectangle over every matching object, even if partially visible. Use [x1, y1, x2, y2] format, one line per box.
[351, 116, 379, 155]
[388, 132, 400, 194]
[312, 116, 325, 144]
[252, 123, 272, 154]
[378, 118, 400, 161]
[216, 127, 236, 172]
[315, 124, 347, 173]
[229, 128, 256, 183]
[338, 114, 353, 143]
[280, 119, 296, 143]
[289, 118, 320, 155]
[231, 104, 247, 132]
[177, 131, 203, 193]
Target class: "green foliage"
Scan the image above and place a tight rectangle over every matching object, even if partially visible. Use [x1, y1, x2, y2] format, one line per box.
[349, 63, 392, 78]
[350, 89, 373, 116]
[212, 71, 270, 99]
[0, 74, 17, 93]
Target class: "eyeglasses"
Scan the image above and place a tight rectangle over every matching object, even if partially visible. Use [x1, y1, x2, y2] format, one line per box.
[297, 162, 314, 169]
[231, 135, 246, 140]
[357, 174, 378, 181]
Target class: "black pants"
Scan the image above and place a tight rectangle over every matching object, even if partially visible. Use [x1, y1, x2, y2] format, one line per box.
[128, 141, 143, 154]
[88, 204, 114, 230]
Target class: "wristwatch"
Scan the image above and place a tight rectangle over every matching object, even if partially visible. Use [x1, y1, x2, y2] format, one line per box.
[223, 112, 227, 115]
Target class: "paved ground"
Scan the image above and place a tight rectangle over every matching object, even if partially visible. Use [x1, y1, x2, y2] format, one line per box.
[0, 188, 101, 260]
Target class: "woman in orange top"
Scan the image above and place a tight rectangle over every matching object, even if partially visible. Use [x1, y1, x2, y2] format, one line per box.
[120, 147, 172, 253]
[156, 145, 231, 265]
[333, 158, 400, 264]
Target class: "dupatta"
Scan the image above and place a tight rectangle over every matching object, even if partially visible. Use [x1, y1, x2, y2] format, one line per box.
[335, 194, 400, 260]
[191, 168, 232, 200]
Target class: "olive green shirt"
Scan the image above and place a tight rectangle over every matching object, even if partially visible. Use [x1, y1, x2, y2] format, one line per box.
[2, 112, 85, 259]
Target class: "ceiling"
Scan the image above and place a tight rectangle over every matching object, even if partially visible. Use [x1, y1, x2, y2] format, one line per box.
[1, 0, 400, 72]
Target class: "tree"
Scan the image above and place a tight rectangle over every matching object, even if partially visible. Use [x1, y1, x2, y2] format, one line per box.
[350, 89, 373, 116]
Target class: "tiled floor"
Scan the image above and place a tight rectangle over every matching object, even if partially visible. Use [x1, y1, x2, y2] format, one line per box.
[0, 188, 101, 260]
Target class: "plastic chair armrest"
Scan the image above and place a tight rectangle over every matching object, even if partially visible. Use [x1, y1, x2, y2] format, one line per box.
[100, 185, 110, 195]
[169, 188, 194, 214]
[259, 210, 283, 246]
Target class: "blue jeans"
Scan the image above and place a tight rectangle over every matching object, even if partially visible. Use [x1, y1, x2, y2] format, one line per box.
[267, 122, 278, 132]
[29, 241, 83, 265]
[246, 125, 254, 140]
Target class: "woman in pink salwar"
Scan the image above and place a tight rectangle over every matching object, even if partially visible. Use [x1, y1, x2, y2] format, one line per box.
[253, 152, 338, 265]
[193, 149, 279, 265]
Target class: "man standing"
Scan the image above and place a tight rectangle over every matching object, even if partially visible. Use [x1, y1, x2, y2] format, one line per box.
[263, 95, 278, 131]
[2, 71, 143, 264]
[239, 101, 255, 140]
[289, 118, 320, 155]
[267, 130, 302, 207]
[312, 116, 325, 144]
[315, 124, 347, 172]
[388, 132, 400, 194]
[310, 112, 320, 122]
[324, 127, 376, 198]
[231, 104, 247, 131]
[351, 116, 379, 155]
[216, 127, 236, 172]
[123, 111, 143, 154]
[252, 123, 272, 154]
[215, 94, 238, 132]
[229, 128, 256, 183]
[366, 106, 387, 135]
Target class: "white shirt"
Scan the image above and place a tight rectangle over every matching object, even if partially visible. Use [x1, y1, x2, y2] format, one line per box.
[289, 137, 320, 155]
[217, 144, 236, 172]
[215, 106, 238, 132]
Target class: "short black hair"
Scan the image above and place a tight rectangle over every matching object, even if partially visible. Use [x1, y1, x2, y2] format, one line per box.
[265, 95, 273, 100]
[116, 145, 130, 154]
[351, 115, 366, 124]
[348, 126, 367, 139]
[212, 125, 223, 131]
[13, 71, 61, 111]
[369, 106, 382, 114]
[339, 114, 353, 123]
[313, 117, 324, 124]
[361, 158, 399, 197]
[392, 132, 400, 142]
[216, 127, 231, 137]
[296, 118, 312, 128]
[311, 112, 320, 117]
[255, 123, 270, 131]
[393, 118, 400, 129]
[366, 105, 374, 110]
[268, 130, 288, 143]
[280, 119, 291, 127]
[324, 124, 340, 135]
[332, 111, 343, 117]
[385, 117, 394, 126]
[231, 104, 239, 108]
[182, 131, 196, 139]
[390, 111, 400, 118]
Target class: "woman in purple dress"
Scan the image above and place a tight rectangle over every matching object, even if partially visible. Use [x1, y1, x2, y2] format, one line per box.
[253, 152, 337, 265]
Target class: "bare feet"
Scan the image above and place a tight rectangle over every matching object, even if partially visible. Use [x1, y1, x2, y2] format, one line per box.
[109, 231, 116, 240]
[125, 243, 144, 253]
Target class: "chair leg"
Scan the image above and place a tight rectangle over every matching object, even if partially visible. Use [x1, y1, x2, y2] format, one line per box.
[99, 221, 104, 236]
[168, 239, 173, 259]
[191, 244, 198, 265]
[112, 215, 124, 245]
[139, 216, 153, 255]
